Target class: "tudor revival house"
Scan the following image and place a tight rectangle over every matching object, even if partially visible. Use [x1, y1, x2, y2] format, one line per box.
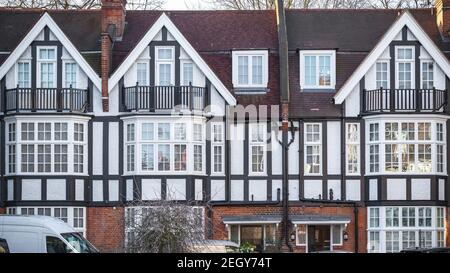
[1, 0, 450, 253]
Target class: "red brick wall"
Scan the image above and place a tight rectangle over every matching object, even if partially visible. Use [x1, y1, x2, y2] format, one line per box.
[86, 207, 124, 253]
[210, 205, 367, 253]
[0, 208, 5, 214]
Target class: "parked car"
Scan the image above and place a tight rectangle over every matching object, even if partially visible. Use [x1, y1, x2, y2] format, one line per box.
[0, 215, 98, 253]
[0, 238, 10, 253]
[400, 247, 450, 253]
[190, 240, 240, 253]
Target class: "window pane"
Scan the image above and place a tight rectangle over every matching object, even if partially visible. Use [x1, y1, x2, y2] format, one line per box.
[318, 55, 331, 86]
[158, 144, 170, 171]
[174, 144, 187, 171]
[158, 123, 170, 140]
[142, 123, 154, 141]
[252, 56, 263, 85]
[304, 56, 316, 86]
[238, 56, 249, 85]
[158, 64, 172, 86]
[183, 63, 193, 86]
[141, 144, 154, 171]
[136, 63, 148, 85]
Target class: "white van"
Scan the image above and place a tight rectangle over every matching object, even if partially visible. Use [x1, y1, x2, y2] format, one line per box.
[0, 215, 98, 253]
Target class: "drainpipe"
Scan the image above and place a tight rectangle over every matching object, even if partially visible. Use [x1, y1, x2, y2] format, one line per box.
[275, 0, 291, 252]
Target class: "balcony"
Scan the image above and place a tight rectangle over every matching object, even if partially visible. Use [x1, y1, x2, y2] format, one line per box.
[4, 86, 90, 113]
[122, 85, 208, 112]
[361, 88, 448, 114]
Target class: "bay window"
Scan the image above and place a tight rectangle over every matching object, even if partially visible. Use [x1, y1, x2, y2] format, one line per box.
[304, 123, 321, 175]
[124, 119, 205, 174]
[232, 50, 268, 88]
[368, 206, 446, 252]
[300, 50, 336, 89]
[250, 123, 266, 174]
[9, 207, 86, 234]
[366, 120, 445, 174]
[346, 123, 360, 174]
[8, 119, 88, 175]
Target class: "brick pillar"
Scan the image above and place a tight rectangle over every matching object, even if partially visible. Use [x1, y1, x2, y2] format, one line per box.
[86, 207, 125, 253]
[436, 0, 450, 38]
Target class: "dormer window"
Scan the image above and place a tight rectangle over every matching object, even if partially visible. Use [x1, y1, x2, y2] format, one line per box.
[17, 61, 31, 88]
[300, 50, 336, 90]
[232, 50, 268, 90]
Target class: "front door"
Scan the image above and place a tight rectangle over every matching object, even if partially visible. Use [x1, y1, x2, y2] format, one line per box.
[307, 225, 331, 252]
[240, 226, 264, 252]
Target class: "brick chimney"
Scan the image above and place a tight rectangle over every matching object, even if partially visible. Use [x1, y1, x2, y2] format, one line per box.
[101, 0, 126, 112]
[436, 0, 450, 38]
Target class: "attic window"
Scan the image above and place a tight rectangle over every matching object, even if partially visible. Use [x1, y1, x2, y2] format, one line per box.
[232, 50, 269, 90]
[300, 50, 336, 90]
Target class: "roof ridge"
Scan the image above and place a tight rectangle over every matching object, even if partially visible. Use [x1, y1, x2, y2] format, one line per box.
[0, 8, 101, 13]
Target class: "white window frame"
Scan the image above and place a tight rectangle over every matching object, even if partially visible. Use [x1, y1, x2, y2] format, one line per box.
[62, 61, 78, 88]
[346, 123, 360, 175]
[375, 61, 390, 89]
[36, 46, 57, 88]
[8, 206, 86, 235]
[367, 206, 446, 252]
[365, 118, 446, 175]
[304, 123, 322, 176]
[6, 118, 88, 176]
[181, 61, 195, 86]
[395, 46, 415, 89]
[299, 50, 336, 89]
[16, 60, 31, 88]
[123, 117, 206, 175]
[232, 50, 269, 88]
[136, 61, 150, 86]
[249, 122, 267, 175]
[420, 60, 434, 89]
[155, 46, 175, 86]
[211, 122, 225, 175]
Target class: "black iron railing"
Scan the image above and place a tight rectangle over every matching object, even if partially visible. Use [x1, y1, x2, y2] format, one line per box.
[123, 84, 207, 112]
[4, 85, 89, 112]
[362, 88, 447, 113]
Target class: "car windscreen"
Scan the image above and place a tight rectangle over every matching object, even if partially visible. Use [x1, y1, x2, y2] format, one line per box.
[61, 233, 99, 253]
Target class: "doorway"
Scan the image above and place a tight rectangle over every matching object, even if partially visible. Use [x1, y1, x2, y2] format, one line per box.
[307, 225, 331, 252]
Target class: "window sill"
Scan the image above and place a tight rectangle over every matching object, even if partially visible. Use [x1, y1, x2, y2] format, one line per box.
[233, 87, 269, 95]
[300, 88, 335, 93]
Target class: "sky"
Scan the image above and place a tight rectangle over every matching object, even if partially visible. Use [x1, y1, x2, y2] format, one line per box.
[163, 0, 211, 10]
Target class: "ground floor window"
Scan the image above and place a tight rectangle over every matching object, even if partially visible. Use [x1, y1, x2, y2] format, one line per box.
[294, 224, 345, 252]
[6, 206, 86, 235]
[367, 206, 446, 252]
[228, 224, 279, 252]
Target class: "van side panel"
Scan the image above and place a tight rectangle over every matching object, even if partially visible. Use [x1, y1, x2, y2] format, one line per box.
[0, 226, 43, 253]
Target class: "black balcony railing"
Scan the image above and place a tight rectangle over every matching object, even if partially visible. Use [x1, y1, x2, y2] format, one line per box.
[4, 85, 89, 113]
[362, 88, 448, 114]
[123, 84, 207, 112]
